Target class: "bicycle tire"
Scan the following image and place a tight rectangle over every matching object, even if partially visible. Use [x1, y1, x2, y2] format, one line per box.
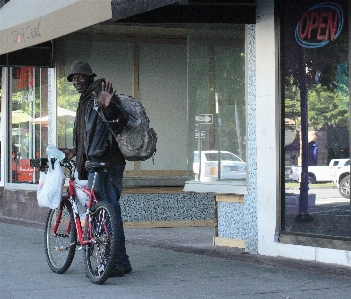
[44, 199, 77, 274]
[84, 201, 118, 284]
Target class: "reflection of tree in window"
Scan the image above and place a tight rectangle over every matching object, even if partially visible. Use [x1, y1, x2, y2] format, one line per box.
[57, 77, 79, 149]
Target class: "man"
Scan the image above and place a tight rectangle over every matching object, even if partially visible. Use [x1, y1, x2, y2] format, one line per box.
[64, 61, 132, 277]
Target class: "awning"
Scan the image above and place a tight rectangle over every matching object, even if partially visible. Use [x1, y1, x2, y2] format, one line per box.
[12, 110, 33, 124]
[1, 0, 257, 64]
[112, 0, 257, 24]
[0, 0, 112, 56]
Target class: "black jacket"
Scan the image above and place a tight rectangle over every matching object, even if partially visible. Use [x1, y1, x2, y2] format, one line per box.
[74, 78, 127, 179]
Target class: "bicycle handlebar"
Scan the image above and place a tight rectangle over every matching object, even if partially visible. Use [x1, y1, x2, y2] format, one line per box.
[30, 158, 76, 173]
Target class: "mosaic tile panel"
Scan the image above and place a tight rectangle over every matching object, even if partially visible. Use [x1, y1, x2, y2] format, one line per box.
[217, 24, 258, 254]
[120, 193, 213, 222]
[47, 68, 53, 144]
[244, 24, 258, 253]
[218, 202, 246, 239]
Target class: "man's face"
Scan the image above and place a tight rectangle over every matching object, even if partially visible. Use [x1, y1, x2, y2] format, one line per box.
[71, 74, 92, 93]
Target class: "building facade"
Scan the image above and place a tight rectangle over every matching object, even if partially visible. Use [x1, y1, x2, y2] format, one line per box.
[1, 0, 351, 267]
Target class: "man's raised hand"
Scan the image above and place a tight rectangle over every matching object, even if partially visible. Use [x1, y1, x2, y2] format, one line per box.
[92, 81, 115, 108]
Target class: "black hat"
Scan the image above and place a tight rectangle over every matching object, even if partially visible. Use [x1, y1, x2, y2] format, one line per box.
[67, 61, 97, 82]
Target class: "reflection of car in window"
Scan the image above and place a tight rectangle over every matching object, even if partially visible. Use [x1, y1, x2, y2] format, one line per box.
[333, 160, 350, 199]
[193, 150, 246, 181]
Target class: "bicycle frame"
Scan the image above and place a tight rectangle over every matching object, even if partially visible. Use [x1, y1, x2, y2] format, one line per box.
[41, 159, 111, 247]
[30, 158, 111, 246]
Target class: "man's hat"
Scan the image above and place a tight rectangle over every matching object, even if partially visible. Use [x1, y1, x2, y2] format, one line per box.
[67, 61, 97, 82]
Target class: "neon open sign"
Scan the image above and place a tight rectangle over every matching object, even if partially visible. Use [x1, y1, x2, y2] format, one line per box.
[295, 2, 344, 48]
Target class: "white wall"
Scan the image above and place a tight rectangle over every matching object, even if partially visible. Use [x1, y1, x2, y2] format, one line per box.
[256, 0, 278, 256]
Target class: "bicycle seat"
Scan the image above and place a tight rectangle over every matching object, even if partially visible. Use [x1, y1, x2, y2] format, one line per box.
[85, 160, 114, 171]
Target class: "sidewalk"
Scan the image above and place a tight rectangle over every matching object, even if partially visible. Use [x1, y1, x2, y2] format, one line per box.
[1, 218, 351, 299]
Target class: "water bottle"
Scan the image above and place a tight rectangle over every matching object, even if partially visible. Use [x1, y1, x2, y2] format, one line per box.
[46, 144, 65, 161]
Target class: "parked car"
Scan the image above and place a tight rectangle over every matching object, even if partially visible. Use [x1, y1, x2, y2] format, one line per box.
[289, 158, 349, 184]
[193, 150, 246, 181]
[333, 161, 350, 198]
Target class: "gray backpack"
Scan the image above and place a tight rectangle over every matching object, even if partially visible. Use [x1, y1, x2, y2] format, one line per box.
[97, 94, 157, 161]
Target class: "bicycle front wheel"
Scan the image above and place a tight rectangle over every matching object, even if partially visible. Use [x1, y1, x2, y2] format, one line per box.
[84, 201, 118, 284]
[44, 199, 77, 274]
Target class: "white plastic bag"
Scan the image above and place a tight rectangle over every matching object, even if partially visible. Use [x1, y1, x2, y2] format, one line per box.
[46, 144, 65, 160]
[37, 159, 65, 209]
[74, 171, 89, 211]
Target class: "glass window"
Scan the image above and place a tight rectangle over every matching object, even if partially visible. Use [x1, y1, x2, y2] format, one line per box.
[139, 43, 187, 171]
[55, 24, 188, 185]
[281, 1, 350, 238]
[9, 67, 48, 183]
[187, 25, 247, 185]
[56, 37, 134, 162]
[56, 77, 79, 151]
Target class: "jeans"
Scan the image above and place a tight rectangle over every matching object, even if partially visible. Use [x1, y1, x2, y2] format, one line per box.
[87, 164, 130, 269]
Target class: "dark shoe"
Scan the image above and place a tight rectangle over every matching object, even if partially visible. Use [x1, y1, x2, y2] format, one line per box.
[124, 266, 132, 274]
[109, 266, 124, 277]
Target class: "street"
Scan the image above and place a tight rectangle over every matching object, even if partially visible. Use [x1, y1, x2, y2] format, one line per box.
[2, 222, 351, 298]
[286, 187, 350, 211]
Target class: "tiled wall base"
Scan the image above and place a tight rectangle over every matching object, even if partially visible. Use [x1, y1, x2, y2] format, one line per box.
[1, 189, 214, 227]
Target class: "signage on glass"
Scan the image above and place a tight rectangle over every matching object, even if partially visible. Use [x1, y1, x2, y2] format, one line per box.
[295, 2, 344, 48]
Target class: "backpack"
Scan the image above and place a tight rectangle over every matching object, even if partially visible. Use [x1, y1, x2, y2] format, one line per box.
[97, 94, 157, 161]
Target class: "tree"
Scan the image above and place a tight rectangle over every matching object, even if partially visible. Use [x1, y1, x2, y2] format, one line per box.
[56, 77, 79, 147]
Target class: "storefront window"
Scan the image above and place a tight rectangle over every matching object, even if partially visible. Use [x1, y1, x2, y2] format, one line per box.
[186, 25, 247, 189]
[55, 24, 188, 185]
[56, 77, 78, 151]
[9, 67, 48, 183]
[282, 1, 350, 238]
[56, 37, 134, 164]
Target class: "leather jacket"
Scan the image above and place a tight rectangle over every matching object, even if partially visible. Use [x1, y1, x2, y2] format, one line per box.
[74, 78, 127, 179]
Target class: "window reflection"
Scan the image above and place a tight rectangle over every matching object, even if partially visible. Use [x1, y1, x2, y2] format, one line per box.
[56, 77, 79, 151]
[187, 25, 247, 184]
[10, 67, 48, 183]
[282, 0, 350, 238]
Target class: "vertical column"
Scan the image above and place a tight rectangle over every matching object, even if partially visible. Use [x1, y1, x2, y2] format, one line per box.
[245, 24, 258, 253]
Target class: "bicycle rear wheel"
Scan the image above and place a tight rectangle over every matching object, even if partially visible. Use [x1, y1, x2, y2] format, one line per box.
[84, 201, 118, 284]
[44, 199, 77, 274]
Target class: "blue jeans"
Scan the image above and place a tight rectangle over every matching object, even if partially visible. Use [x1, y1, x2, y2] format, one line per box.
[87, 164, 130, 269]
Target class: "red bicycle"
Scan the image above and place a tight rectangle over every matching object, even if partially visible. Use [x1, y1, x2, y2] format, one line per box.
[30, 158, 119, 284]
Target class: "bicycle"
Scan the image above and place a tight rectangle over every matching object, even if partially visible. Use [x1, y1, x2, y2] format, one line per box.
[30, 158, 119, 284]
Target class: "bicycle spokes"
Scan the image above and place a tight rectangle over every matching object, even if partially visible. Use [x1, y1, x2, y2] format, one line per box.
[45, 203, 77, 274]
[89, 210, 112, 272]
[84, 202, 118, 284]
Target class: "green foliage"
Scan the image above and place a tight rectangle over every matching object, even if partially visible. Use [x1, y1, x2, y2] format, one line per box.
[284, 76, 349, 131]
[56, 77, 79, 142]
[57, 77, 79, 110]
[308, 84, 349, 130]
